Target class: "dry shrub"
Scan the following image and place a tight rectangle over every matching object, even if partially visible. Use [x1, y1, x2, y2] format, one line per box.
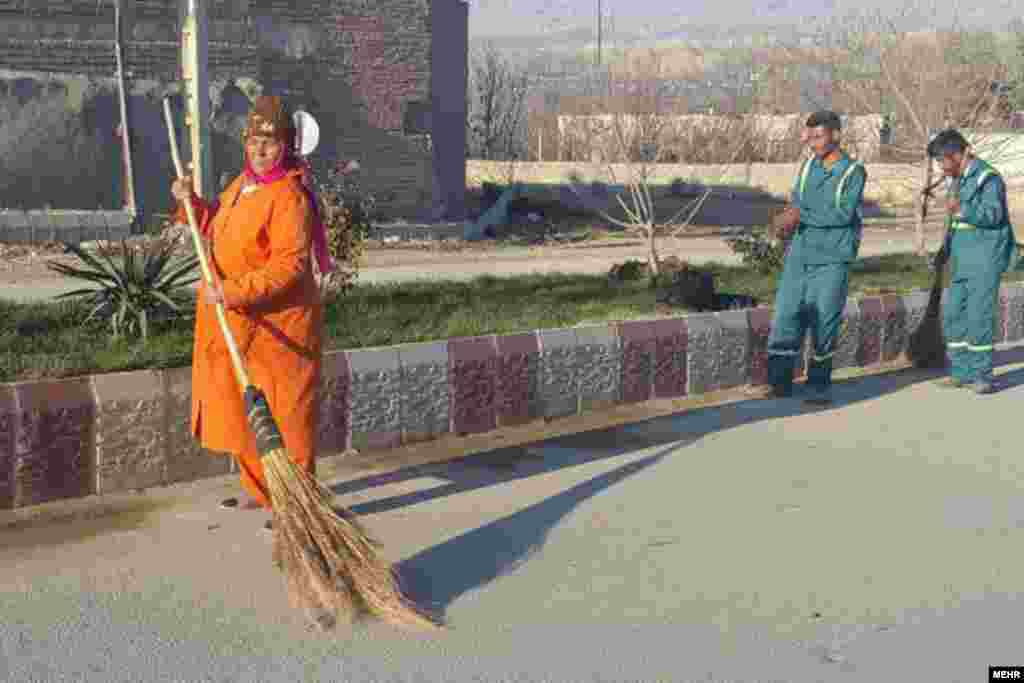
[660, 116, 804, 164]
[560, 112, 808, 164]
[315, 161, 374, 297]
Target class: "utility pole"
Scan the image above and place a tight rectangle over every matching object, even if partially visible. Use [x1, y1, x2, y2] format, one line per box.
[180, 0, 214, 199]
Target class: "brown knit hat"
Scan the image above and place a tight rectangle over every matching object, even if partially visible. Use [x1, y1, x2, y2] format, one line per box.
[243, 95, 295, 149]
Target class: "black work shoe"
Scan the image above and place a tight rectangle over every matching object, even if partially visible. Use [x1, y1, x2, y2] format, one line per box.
[746, 384, 792, 399]
[803, 388, 832, 405]
[972, 380, 995, 395]
[221, 496, 263, 510]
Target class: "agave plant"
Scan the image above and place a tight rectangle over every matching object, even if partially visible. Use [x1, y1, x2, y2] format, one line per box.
[46, 238, 199, 340]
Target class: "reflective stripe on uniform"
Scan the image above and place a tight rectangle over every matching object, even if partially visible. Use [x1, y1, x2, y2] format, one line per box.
[797, 158, 863, 211]
[797, 159, 813, 201]
[949, 167, 1002, 229]
[812, 352, 835, 362]
[836, 161, 863, 205]
[768, 349, 802, 356]
[967, 344, 994, 352]
[947, 341, 969, 349]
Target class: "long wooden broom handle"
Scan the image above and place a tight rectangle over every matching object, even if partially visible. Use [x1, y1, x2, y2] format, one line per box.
[163, 97, 252, 391]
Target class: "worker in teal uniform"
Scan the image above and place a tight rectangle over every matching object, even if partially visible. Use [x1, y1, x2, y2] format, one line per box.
[752, 110, 867, 404]
[929, 128, 1016, 394]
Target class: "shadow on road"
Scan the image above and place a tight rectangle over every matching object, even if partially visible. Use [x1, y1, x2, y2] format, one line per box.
[395, 446, 676, 623]
[986, 346, 1024, 389]
[335, 348, 1024, 620]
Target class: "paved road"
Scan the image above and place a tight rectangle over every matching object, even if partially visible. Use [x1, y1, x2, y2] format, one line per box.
[0, 230, 933, 303]
[4, 353, 1024, 681]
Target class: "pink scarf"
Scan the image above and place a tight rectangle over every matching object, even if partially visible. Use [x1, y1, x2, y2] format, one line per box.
[244, 153, 335, 274]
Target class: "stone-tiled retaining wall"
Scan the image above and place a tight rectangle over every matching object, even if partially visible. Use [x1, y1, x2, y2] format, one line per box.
[4, 282, 1024, 511]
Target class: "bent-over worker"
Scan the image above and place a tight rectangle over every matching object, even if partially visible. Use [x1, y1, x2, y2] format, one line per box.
[929, 128, 1016, 394]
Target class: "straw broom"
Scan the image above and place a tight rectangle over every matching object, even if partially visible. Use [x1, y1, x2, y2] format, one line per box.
[162, 98, 437, 631]
[907, 176, 952, 369]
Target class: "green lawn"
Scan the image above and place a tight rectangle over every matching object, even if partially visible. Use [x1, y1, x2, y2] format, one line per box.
[323, 273, 655, 349]
[3, 253, 1024, 383]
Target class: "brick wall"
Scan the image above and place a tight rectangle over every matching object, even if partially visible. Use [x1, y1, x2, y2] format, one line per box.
[0, 0, 463, 220]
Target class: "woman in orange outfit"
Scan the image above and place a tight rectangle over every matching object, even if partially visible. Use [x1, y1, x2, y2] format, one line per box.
[171, 96, 333, 527]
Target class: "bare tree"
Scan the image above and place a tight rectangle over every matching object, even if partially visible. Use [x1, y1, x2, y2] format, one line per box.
[467, 43, 530, 161]
[1007, 19, 1024, 112]
[564, 51, 755, 277]
[810, 5, 1019, 255]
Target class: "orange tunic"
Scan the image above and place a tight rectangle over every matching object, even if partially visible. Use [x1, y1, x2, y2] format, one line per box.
[174, 168, 322, 508]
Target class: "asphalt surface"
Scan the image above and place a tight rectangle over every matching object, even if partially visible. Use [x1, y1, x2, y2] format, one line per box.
[4, 353, 1024, 681]
[0, 230, 932, 303]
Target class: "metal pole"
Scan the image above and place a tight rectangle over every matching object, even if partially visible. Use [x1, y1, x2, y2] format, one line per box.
[114, 0, 137, 222]
[181, 0, 214, 199]
[597, 0, 602, 68]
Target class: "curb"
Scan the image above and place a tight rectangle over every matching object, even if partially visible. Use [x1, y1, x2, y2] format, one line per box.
[3, 282, 1024, 514]
[0, 355, 943, 534]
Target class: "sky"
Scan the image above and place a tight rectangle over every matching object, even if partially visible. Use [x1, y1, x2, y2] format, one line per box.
[466, 0, 1023, 39]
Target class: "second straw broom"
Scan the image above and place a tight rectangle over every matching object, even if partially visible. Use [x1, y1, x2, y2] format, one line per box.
[907, 176, 952, 369]
[162, 97, 437, 631]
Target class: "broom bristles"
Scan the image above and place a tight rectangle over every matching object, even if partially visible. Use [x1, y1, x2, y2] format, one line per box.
[907, 269, 948, 369]
[262, 448, 440, 631]
[908, 314, 948, 368]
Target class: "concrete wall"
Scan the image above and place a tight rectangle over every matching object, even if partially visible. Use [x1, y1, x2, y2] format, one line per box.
[5, 282, 1024, 510]
[0, 0, 467, 221]
[555, 113, 885, 163]
[466, 160, 1024, 210]
[963, 130, 1024, 178]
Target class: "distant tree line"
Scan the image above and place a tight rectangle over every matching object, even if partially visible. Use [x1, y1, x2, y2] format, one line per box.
[466, 17, 1024, 164]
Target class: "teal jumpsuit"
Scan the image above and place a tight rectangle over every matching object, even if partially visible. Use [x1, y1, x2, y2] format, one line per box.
[942, 158, 1015, 384]
[767, 153, 867, 395]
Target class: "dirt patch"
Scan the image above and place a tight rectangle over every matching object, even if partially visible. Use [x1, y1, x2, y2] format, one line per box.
[0, 495, 180, 551]
[0, 244, 83, 285]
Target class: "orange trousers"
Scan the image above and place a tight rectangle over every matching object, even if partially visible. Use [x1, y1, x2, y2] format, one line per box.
[234, 440, 317, 510]
[197, 396, 319, 510]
